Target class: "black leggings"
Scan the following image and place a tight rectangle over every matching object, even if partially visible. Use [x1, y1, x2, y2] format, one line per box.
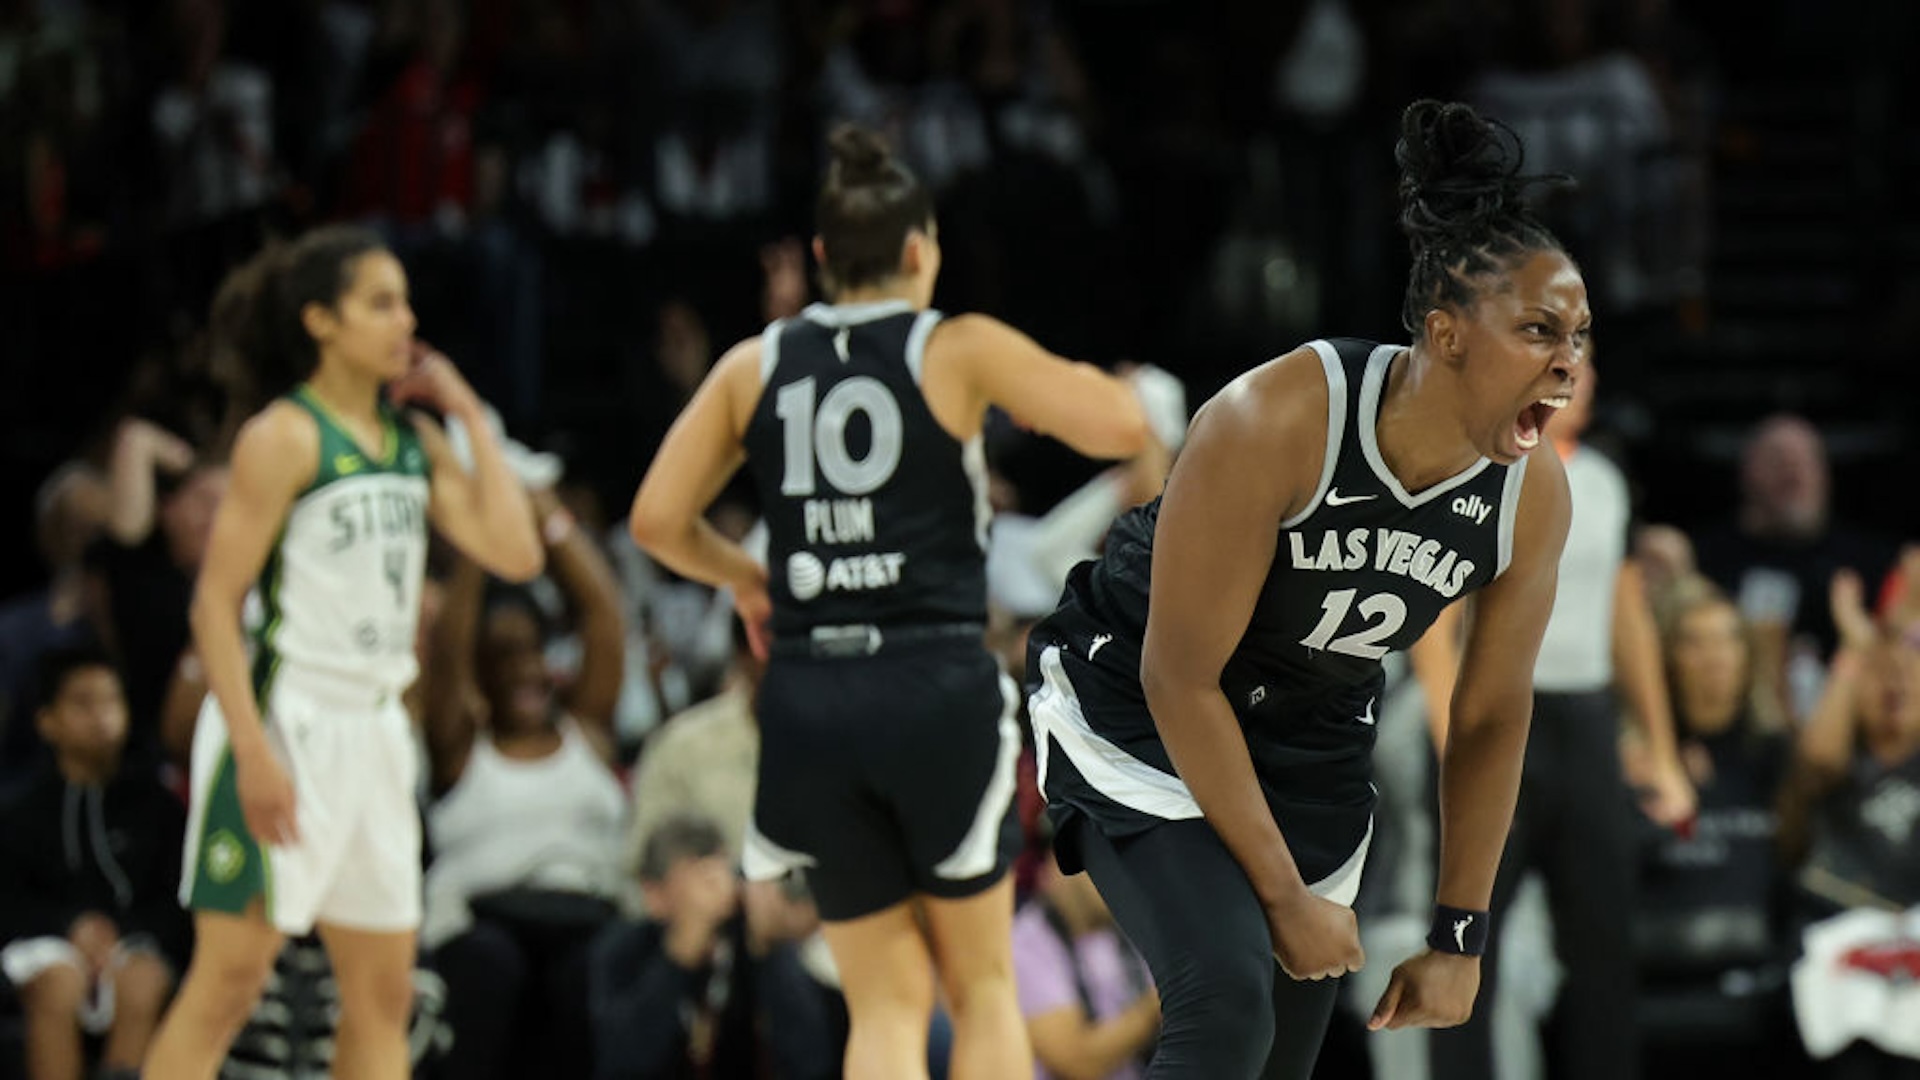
[428, 912, 603, 1080]
[1073, 815, 1344, 1080]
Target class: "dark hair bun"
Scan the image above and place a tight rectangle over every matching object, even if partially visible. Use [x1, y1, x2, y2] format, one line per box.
[1391, 100, 1571, 334]
[1395, 99, 1538, 247]
[827, 123, 897, 186]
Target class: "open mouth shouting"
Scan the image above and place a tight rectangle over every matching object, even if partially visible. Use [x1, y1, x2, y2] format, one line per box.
[1513, 389, 1572, 453]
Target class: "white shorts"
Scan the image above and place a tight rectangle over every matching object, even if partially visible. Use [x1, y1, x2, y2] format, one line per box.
[180, 666, 422, 935]
[0, 936, 171, 1035]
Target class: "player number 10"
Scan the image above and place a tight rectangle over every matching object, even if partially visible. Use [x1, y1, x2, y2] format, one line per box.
[776, 375, 905, 497]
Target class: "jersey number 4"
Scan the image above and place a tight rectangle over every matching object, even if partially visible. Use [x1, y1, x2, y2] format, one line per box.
[383, 547, 408, 611]
[776, 376, 904, 496]
[1299, 588, 1407, 659]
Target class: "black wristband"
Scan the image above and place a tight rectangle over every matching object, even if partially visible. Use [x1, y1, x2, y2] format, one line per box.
[1428, 905, 1490, 956]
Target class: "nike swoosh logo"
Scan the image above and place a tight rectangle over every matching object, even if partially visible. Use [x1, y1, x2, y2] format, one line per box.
[1358, 696, 1376, 725]
[1324, 489, 1375, 507]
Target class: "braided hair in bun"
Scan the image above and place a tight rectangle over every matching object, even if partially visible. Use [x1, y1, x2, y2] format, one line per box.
[1395, 99, 1573, 337]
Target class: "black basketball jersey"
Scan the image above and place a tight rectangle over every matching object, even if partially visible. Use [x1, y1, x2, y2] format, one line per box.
[744, 301, 991, 637]
[1031, 338, 1531, 834]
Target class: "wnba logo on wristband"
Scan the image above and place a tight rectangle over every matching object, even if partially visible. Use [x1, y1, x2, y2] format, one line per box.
[1430, 905, 1489, 956]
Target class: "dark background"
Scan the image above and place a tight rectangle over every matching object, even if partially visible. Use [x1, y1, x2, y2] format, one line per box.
[4, 0, 1917, 599]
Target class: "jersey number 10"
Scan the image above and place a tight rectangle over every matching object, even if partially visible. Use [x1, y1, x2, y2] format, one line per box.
[776, 376, 904, 497]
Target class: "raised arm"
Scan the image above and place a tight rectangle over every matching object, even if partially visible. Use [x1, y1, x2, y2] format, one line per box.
[1612, 557, 1696, 825]
[531, 486, 628, 752]
[189, 404, 318, 846]
[394, 351, 543, 583]
[105, 418, 197, 545]
[1776, 572, 1880, 864]
[421, 549, 486, 794]
[1794, 570, 1879, 784]
[930, 314, 1150, 460]
[1137, 349, 1361, 981]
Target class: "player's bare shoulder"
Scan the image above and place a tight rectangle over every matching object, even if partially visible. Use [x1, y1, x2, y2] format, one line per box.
[1182, 345, 1334, 516]
[237, 399, 322, 472]
[709, 333, 768, 432]
[1196, 346, 1330, 438]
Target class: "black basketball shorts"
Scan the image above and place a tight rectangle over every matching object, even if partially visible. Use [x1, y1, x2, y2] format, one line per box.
[743, 639, 1024, 921]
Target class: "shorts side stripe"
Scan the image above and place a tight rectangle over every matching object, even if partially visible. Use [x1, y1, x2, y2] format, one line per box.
[186, 748, 270, 917]
[932, 672, 1023, 881]
[1029, 645, 1204, 822]
[741, 819, 819, 883]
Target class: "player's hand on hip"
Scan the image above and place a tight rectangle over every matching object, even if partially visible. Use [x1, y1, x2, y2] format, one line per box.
[1367, 950, 1481, 1031]
[732, 574, 773, 662]
[1266, 891, 1364, 981]
[235, 750, 300, 847]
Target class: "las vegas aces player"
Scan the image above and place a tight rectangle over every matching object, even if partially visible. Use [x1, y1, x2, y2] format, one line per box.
[628, 123, 1150, 1080]
[1023, 98, 1584, 1079]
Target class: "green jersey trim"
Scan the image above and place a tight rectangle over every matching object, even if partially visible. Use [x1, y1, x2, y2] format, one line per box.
[289, 387, 427, 496]
[250, 533, 285, 701]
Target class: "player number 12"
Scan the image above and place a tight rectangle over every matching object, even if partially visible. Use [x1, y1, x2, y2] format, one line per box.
[1299, 588, 1407, 660]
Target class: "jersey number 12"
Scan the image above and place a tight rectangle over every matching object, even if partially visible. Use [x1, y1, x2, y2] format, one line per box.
[1300, 588, 1407, 659]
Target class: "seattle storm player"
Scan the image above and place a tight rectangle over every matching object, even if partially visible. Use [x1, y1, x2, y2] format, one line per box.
[146, 226, 542, 1080]
[1023, 98, 1584, 1079]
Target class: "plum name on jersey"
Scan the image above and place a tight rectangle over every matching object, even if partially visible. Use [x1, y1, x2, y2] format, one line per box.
[327, 489, 427, 552]
[1286, 527, 1476, 599]
[804, 498, 876, 545]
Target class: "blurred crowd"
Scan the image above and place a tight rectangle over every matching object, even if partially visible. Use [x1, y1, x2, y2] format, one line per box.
[1368, 402, 1920, 1080]
[4, 0, 1754, 535]
[3, 0, 1918, 1079]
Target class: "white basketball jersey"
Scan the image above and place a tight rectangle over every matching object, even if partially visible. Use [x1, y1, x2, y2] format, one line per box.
[250, 389, 432, 697]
